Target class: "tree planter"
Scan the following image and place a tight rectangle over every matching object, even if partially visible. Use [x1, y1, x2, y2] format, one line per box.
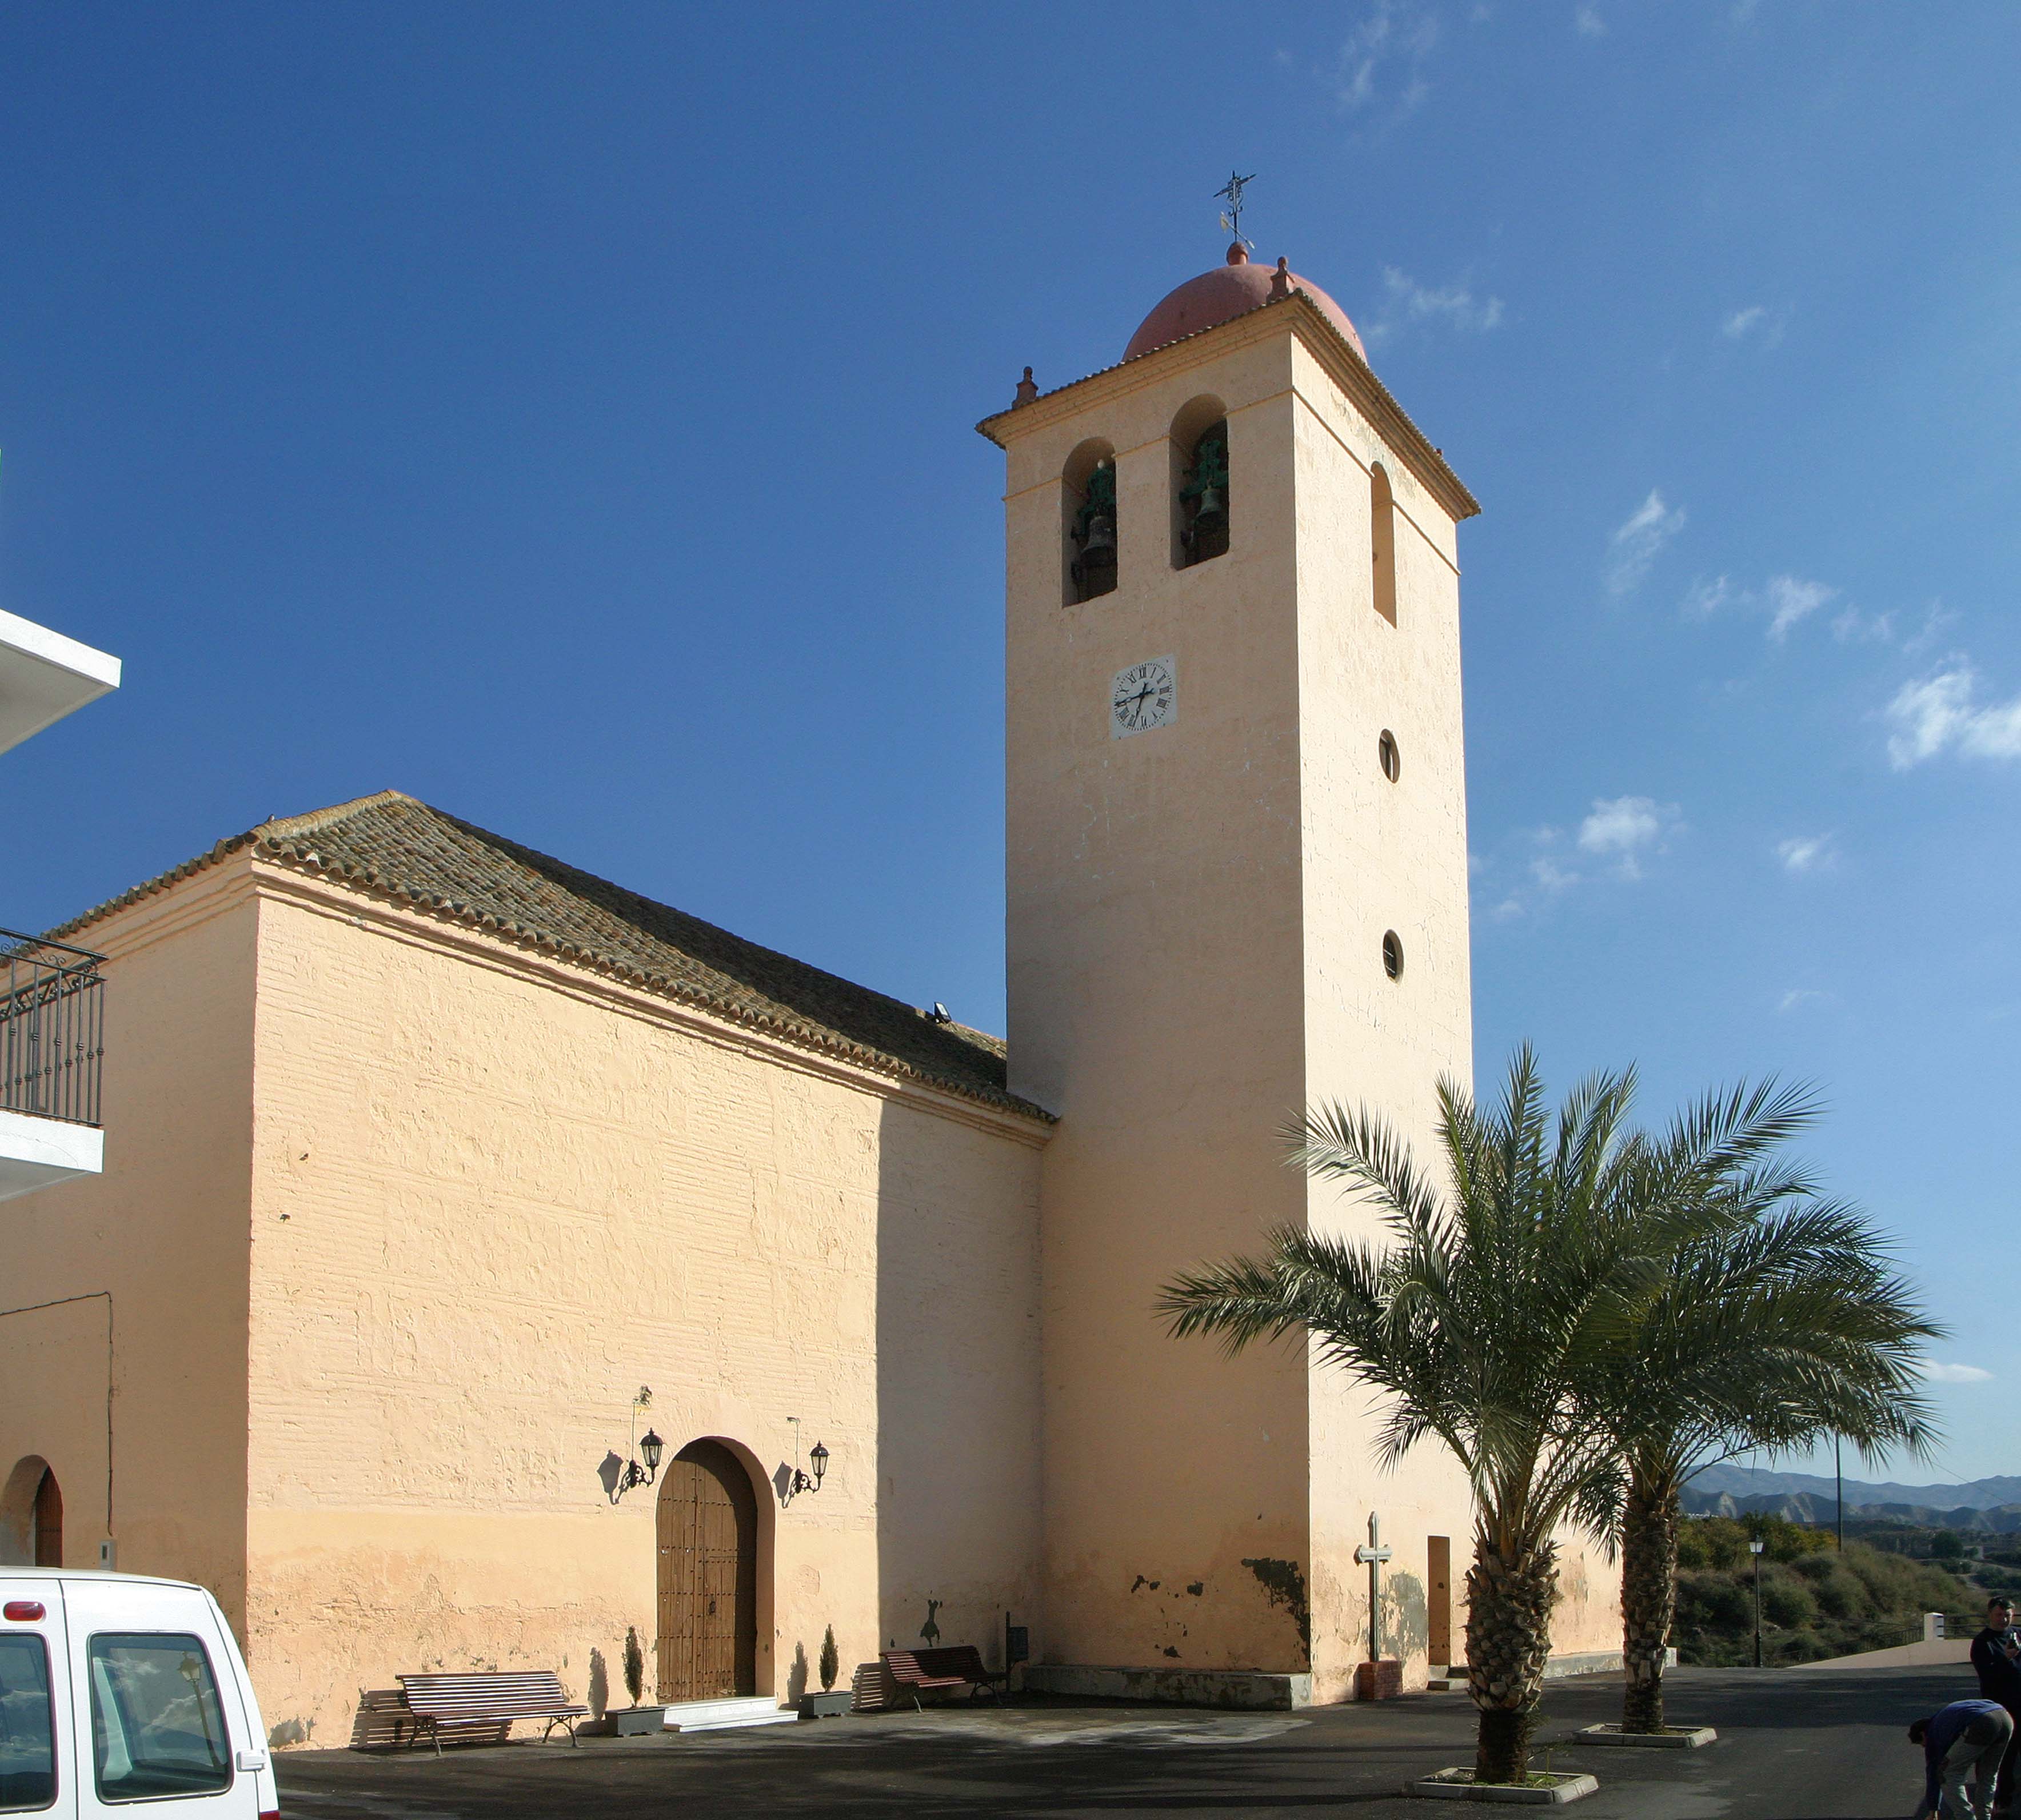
[1407, 1769, 1599, 1804]
[1572, 1723, 1714, 1748]
[610, 1706, 666, 1736]
[798, 1691, 852, 1719]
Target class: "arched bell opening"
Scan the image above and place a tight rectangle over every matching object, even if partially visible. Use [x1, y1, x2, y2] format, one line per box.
[1371, 461, 1398, 626]
[1169, 396, 1231, 569]
[654, 1437, 772, 1702]
[1062, 438, 1118, 604]
[0, 1456, 60, 1567]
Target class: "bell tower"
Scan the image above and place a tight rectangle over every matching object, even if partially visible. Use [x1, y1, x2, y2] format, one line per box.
[979, 245, 1481, 1701]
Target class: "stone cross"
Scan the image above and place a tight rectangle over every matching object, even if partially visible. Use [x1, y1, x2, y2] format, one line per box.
[1353, 1512, 1393, 1662]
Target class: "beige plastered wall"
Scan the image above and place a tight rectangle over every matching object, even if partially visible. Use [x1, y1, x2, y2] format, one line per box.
[239, 864, 1045, 1746]
[1007, 333, 1319, 1677]
[1001, 312, 1619, 1693]
[0, 867, 258, 1614]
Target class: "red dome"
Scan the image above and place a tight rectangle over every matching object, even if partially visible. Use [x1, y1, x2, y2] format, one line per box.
[1124, 245, 1365, 364]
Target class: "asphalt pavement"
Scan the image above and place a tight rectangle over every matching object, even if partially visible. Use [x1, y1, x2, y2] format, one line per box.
[276, 1663, 1971, 1818]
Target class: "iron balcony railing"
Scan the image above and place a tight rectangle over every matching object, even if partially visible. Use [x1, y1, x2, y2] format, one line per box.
[1, 927, 106, 1128]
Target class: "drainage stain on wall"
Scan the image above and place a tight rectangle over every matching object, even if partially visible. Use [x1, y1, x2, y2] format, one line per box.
[1240, 1556, 1311, 1665]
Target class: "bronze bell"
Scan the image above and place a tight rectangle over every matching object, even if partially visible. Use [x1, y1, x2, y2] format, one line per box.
[1193, 486, 1226, 531]
[1073, 514, 1117, 596]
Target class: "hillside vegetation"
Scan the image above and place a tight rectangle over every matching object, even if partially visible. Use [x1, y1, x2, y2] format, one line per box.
[1673, 1516, 1976, 1667]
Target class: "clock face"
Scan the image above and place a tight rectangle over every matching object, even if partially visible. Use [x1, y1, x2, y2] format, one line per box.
[1111, 656, 1177, 739]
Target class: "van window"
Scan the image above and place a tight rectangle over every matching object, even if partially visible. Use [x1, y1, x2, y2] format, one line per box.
[88, 1634, 231, 1803]
[0, 1635, 55, 1811]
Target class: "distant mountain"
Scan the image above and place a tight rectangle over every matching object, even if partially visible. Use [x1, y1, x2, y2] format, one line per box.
[1685, 1490, 2021, 1532]
[1687, 1463, 2021, 1512]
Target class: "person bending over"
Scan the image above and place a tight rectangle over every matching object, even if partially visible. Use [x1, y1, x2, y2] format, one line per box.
[1913, 1701, 2014, 1820]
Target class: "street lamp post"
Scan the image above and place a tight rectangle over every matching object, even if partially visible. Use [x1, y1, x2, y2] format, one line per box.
[1835, 1433, 1845, 1552]
[1750, 1536, 1766, 1667]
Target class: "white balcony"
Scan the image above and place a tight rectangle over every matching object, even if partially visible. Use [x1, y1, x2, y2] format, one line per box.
[0, 606, 121, 755]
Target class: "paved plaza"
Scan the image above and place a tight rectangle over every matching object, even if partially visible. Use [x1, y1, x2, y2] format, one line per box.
[276, 1664, 1963, 1819]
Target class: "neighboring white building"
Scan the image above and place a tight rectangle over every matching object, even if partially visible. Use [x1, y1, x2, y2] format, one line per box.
[1, 604, 120, 1200]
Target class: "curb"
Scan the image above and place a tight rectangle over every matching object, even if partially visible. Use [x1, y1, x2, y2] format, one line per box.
[1407, 1770, 1601, 1803]
[1570, 1722, 1715, 1749]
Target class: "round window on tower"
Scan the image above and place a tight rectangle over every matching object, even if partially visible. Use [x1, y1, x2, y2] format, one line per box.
[1382, 931, 1404, 980]
[1378, 730, 1400, 783]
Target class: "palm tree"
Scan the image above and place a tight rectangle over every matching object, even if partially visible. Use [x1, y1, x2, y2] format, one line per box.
[1608, 1192, 1940, 1730]
[1159, 1049, 1813, 1786]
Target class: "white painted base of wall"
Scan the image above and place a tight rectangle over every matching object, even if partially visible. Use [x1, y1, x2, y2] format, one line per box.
[1023, 1665, 1313, 1709]
[0, 1109, 102, 1202]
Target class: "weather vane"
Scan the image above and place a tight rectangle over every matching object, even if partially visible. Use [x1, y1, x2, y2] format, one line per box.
[1216, 170, 1257, 249]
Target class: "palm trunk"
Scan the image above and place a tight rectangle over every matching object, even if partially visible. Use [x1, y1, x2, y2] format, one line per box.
[1467, 1536, 1559, 1785]
[1620, 1470, 1679, 1733]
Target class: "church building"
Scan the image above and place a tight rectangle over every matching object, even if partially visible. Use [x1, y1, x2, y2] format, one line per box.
[0, 243, 1622, 1745]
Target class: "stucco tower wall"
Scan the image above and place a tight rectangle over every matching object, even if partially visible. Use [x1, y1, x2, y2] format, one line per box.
[241, 869, 1044, 1746]
[0, 868, 258, 1621]
[1006, 332, 1319, 1675]
[1285, 337, 1478, 1699]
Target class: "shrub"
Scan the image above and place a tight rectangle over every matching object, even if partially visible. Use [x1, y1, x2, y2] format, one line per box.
[1672, 1539, 1975, 1667]
[1760, 1568, 1820, 1629]
[623, 1626, 645, 1707]
[820, 1625, 839, 1694]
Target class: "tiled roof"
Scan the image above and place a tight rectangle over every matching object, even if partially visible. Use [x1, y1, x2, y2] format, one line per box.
[53, 791, 1050, 1125]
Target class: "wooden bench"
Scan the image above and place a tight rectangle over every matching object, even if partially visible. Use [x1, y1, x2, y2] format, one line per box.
[879, 1646, 1006, 1710]
[393, 1671, 588, 1754]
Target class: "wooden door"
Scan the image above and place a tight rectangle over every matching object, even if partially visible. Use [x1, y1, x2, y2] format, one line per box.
[32, 1468, 61, 1568]
[656, 1441, 756, 1702]
[1427, 1535, 1451, 1666]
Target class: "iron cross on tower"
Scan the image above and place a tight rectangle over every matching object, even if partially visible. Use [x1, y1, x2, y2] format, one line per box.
[1216, 170, 1257, 247]
[1354, 1512, 1393, 1662]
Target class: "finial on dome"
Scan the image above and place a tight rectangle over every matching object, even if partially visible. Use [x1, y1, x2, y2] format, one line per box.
[1270, 256, 1292, 300]
[1226, 243, 1249, 266]
[1013, 365, 1038, 406]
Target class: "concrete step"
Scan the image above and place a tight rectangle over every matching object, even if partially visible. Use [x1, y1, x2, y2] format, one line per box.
[662, 1696, 798, 1733]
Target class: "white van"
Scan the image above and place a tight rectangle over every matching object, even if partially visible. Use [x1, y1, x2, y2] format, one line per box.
[0, 1568, 275, 1818]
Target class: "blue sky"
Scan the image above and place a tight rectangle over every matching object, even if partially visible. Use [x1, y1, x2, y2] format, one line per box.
[5, 5, 2016, 1476]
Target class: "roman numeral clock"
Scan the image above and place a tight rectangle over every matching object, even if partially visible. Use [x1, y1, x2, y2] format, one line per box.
[1111, 656, 1176, 738]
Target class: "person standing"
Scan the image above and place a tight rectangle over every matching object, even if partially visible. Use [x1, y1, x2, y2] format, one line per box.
[1912, 1701, 2014, 1820]
[1972, 1597, 2021, 1811]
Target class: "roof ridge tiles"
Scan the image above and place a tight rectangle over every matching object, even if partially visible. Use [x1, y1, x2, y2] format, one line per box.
[48, 791, 1049, 1125]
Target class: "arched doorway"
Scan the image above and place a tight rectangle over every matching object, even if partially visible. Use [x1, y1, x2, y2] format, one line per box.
[32, 1468, 61, 1567]
[655, 1440, 756, 1702]
[1, 1458, 59, 1568]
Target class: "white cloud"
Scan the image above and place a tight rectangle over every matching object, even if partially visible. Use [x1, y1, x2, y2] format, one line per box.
[1720, 302, 1788, 345]
[1886, 661, 2021, 769]
[1832, 605, 1896, 644]
[1575, 5, 1606, 34]
[1776, 834, 1835, 875]
[1369, 266, 1504, 344]
[1680, 570, 1841, 642]
[1919, 1362, 1995, 1385]
[1683, 575, 1732, 618]
[1529, 856, 1579, 894]
[1606, 490, 1685, 597]
[1766, 574, 1836, 642]
[1335, 0, 1440, 119]
[1777, 988, 1828, 1014]
[1577, 795, 1679, 879]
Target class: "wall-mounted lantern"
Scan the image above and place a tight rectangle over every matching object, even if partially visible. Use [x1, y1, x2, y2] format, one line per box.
[606, 1386, 664, 1504]
[781, 1417, 829, 1507]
